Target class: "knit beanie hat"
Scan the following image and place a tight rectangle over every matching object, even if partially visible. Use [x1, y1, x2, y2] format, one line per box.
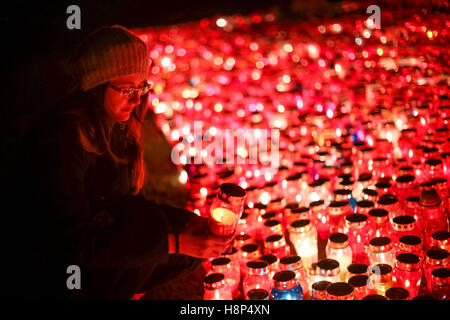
[69, 25, 149, 91]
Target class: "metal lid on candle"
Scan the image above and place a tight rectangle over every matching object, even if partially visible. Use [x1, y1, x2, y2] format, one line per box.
[334, 189, 352, 201]
[328, 201, 350, 216]
[247, 288, 269, 300]
[310, 200, 325, 213]
[235, 234, 252, 247]
[425, 248, 449, 266]
[431, 268, 450, 286]
[419, 187, 442, 207]
[261, 212, 277, 221]
[348, 275, 370, 288]
[290, 207, 310, 219]
[425, 158, 443, 169]
[203, 273, 226, 290]
[362, 294, 387, 300]
[431, 230, 450, 248]
[396, 174, 415, 188]
[218, 183, 246, 206]
[289, 219, 312, 233]
[358, 172, 373, 182]
[395, 252, 421, 271]
[385, 287, 409, 300]
[222, 246, 238, 260]
[241, 244, 259, 260]
[211, 257, 231, 267]
[263, 219, 281, 231]
[246, 260, 269, 276]
[348, 263, 369, 276]
[264, 234, 286, 250]
[369, 237, 393, 253]
[405, 196, 420, 208]
[377, 195, 398, 206]
[363, 188, 378, 200]
[356, 200, 374, 209]
[326, 282, 354, 300]
[311, 281, 331, 300]
[392, 215, 416, 232]
[345, 214, 368, 229]
[260, 254, 278, 267]
[279, 255, 303, 271]
[399, 235, 422, 253]
[273, 270, 297, 290]
[368, 208, 389, 224]
[253, 203, 267, 210]
[317, 259, 340, 277]
[370, 264, 393, 283]
[328, 233, 349, 249]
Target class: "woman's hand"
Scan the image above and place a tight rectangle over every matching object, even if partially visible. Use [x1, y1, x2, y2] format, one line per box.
[177, 214, 234, 258]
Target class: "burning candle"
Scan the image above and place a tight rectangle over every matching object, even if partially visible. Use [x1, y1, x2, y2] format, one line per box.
[209, 207, 238, 236]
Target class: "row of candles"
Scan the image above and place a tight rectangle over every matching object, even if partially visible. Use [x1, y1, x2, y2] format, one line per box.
[131, 5, 450, 300]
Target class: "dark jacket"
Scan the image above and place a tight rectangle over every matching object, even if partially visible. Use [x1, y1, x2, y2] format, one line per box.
[5, 101, 200, 299]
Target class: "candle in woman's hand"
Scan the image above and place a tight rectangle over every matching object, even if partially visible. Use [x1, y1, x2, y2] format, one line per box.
[209, 207, 238, 236]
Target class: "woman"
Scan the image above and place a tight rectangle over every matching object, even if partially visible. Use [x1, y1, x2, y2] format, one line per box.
[6, 25, 232, 299]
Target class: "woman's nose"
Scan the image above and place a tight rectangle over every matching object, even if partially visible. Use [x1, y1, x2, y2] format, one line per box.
[128, 93, 141, 104]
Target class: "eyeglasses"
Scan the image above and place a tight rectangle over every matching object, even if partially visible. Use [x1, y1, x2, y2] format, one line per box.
[109, 81, 153, 97]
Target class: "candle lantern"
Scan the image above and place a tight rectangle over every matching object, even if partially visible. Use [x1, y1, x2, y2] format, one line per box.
[430, 230, 450, 252]
[346, 263, 370, 282]
[348, 275, 374, 299]
[239, 244, 260, 275]
[262, 219, 283, 240]
[425, 158, 445, 180]
[377, 195, 401, 223]
[260, 254, 279, 280]
[395, 174, 416, 206]
[393, 253, 423, 299]
[263, 234, 290, 259]
[211, 257, 240, 296]
[288, 219, 318, 269]
[325, 282, 355, 300]
[367, 237, 396, 268]
[419, 186, 448, 241]
[311, 280, 331, 300]
[391, 215, 422, 248]
[385, 287, 409, 300]
[328, 200, 352, 234]
[326, 233, 352, 278]
[344, 214, 371, 265]
[203, 273, 233, 300]
[209, 183, 246, 236]
[398, 235, 424, 260]
[355, 200, 374, 217]
[429, 178, 449, 218]
[368, 208, 393, 238]
[242, 260, 272, 300]
[234, 234, 253, 249]
[363, 188, 378, 202]
[287, 207, 310, 225]
[235, 212, 257, 240]
[270, 271, 303, 300]
[431, 268, 450, 300]
[354, 172, 373, 200]
[424, 248, 449, 293]
[315, 258, 341, 284]
[279, 255, 310, 298]
[370, 263, 393, 296]
[310, 200, 329, 240]
[247, 288, 269, 300]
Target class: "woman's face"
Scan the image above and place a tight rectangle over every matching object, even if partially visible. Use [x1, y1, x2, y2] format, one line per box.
[104, 73, 147, 122]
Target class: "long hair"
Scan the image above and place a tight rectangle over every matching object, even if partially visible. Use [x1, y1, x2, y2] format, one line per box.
[64, 84, 148, 194]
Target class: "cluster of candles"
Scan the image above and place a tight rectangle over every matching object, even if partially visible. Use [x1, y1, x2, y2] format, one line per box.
[132, 4, 449, 300]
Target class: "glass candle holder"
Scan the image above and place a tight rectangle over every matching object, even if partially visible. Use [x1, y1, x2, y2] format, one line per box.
[363, 188, 378, 202]
[247, 288, 269, 300]
[424, 248, 449, 292]
[262, 219, 283, 239]
[370, 263, 393, 296]
[203, 273, 233, 300]
[239, 244, 260, 276]
[270, 271, 303, 300]
[325, 282, 355, 300]
[310, 200, 329, 240]
[430, 230, 450, 252]
[279, 255, 309, 298]
[211, 257, 241, 296]
[391, 215, 422, 248]
[235, 212, 257, 240]
[209, 183, 246, 236]
[419, 186, 448, 241]
[393, 253, 423, 299]
[328, 200, 352, 234]
[260, 254, 279, 280]
[395, 174, 416, 205]
[263, 234, 291, 259]
[311, 280, 331, 300]
[368, 237, 396, 268]
[242, 260, 272, 300]
[385, 287, 410, 300]
[288, 219, 318, 269]
[234, 234, 253, 250]
[287, 207, 310, 225]
[368, 208, 393, 238]
[355, 200, 374, 217]
[344, 214, 371, 265]
[346, 263, 370, 282]
[377, 195, 401, 224]
[326, 233, 352, 278]
[348, 275, 374, 300]
[315, 258, 341, 284]
[431, 268, 450, 300]
[398, 235, 424, 260]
